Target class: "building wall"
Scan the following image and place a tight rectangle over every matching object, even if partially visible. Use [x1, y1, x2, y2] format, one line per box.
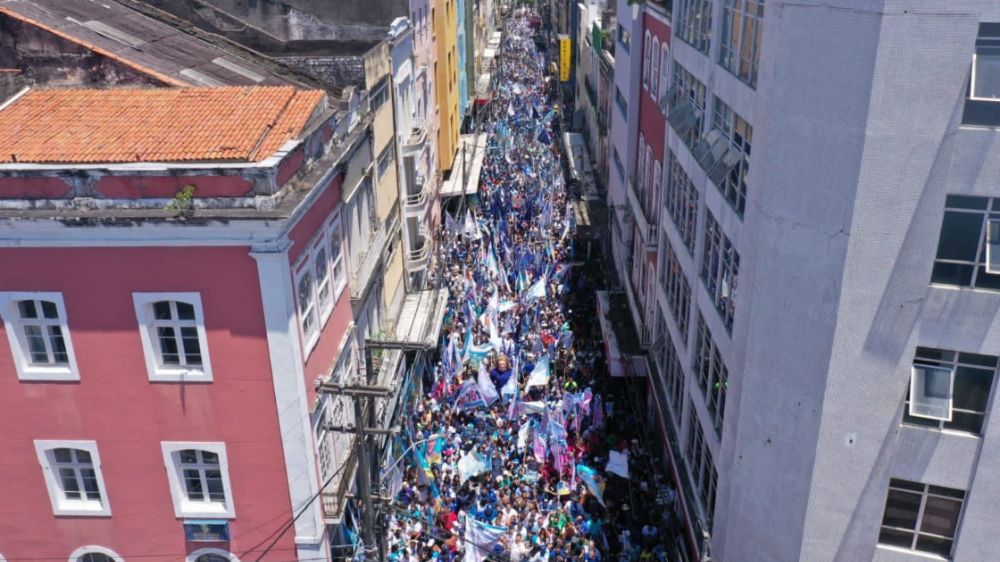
[0, 245, 297, 559]
[433, 0, 460, 173]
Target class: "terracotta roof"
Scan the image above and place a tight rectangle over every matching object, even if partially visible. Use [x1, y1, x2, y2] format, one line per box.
[0, 86, 326, 164]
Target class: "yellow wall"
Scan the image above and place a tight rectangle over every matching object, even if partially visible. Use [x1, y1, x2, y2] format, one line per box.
[382, 235, 406, 322]
[433, 0, 460, 173]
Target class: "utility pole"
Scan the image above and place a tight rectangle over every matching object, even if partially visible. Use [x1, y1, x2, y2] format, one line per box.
[318, 338, 433, 562]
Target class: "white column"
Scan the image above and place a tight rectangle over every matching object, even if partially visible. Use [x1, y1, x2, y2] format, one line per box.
[251, 240, 329, 561]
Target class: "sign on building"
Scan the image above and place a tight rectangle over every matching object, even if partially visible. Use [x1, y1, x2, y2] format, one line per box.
[559, 34, 572, 82]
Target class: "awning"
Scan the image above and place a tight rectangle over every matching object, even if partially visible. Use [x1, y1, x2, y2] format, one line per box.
[440, 134, 487, 198]
[394, 288, 450, 348]
[596, 291, 647, 377]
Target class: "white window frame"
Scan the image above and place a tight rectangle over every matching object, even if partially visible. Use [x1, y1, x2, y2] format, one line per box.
[161, 442, 235, 519]
[68, 546, 125, 562]
[330, 210, 348, 302]
[35, 440, 111, 517]
[971, 51, 1000, 102]
[295, 259, 320, 354]
[986, 219, 1000, 273]
[642, 31, 652, 90]
[295, 212, 347, 357]
[0, 292, 79, 381]
[650, 37, 661, 96]
[133, 293, 212, 382]
[659, 44, 671, 105]
[186, 548, 240, 562]
[909, 365, 955, 422]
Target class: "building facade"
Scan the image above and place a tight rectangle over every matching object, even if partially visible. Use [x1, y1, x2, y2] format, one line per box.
[0, 86, 361, 562]
[610, 1, 1000, 561]
[433, 0, 461, 173]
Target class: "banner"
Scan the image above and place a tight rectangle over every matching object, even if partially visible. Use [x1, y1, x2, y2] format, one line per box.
[464, 518, 507, 562]
[526, 354, 550, 387]
[558, 34, 571, 82]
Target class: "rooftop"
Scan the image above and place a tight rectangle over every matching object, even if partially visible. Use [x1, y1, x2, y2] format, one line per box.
[0, 86, 326, 164]
[0, 0, 322, 89]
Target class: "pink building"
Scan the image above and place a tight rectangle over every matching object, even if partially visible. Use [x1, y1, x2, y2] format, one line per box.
[0, 86, 360, 562]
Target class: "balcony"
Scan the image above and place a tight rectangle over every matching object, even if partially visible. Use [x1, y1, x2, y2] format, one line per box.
[405, 232, 431, 272]
[320, 442, 357, 524]
[350, 223, 389, 302]
[403, 174, 429, 218]
[400, 118, 427, 157]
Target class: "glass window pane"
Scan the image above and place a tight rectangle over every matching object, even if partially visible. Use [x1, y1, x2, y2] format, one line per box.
[975, 265, 1000, 290]
[40, 300, 58, 319]
[915, 535, 954, 558]
[881, 489, 922, 530]
[952, 366, 993, 412]
[48, 325, 68, 363]
[946, 195, 989, 210]
[878, 527, 915, 549]
[928, 485, 966, 500]
[153, 301, 173, 320]
[920, 496, 962, 538]
[943, 410, 983, 434]
[157, 327, 179, 364]
[202, 451, 219, 465]
[17, 300, 37, 319]
[179, 450, 199, 464]
[975, 48, 1000, 99]
[176, 302, 196, 320]
[910, 365, 953, 420]
[931, 262, 975, 286]
[935, 211, 983, 262]
[181, 328, 203, 366]
[54, 448, 72, 463]
[75, 449, 91, 463]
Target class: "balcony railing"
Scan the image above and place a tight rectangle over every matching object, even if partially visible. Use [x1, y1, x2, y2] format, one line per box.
[400, 119, 428, 157]
[405, 234, 431, 272]
[350, 224, 388, 301]
[403, 174, 429, 218]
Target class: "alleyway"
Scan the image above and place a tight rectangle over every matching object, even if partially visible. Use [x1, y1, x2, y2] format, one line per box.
[384, 9, 686, 561]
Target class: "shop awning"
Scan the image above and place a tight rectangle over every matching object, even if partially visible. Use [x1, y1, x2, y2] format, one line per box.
[596, 290, 647, 377]
[394, 288, 450, 348]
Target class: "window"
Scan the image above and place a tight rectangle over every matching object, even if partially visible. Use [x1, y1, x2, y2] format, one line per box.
[709, 97, 752, 216]
[617, 23, 631, 52]
[685, 407, 717, 526]
[650, 38, 661, 96]
[878, 479, 965, 558]
[296, 214, 347, 355]
[719, 0, 763, 88]
[0, 292, 79, 381]
[187, 549, 239, 562]
[963, 24, 1000, 126]
[371, 80, 389, 112]
[653, 315, 686, 421]
[636, 134, 647, 193]
[658, 44, 671, 107]
[668, 63, 707, 148]
[701, 211, 739, 332]
[643, 32, 652, 90]
[35, 440, 110, 516]
[930, 195, 1000, 290]
[133, 293, 211, 382]
[614, 148, 626, 182]
[694, 313, 728, 432]
[615, 87, 628, 117]
[69, 547, 124, 562]
[903, 347, 996, 435]
[676, 0, 713, 54]
[162, 442, 235, 518]
[377, 144, 394, 180]
[665, 152, 699, 255]
[661, 241, 692, 341]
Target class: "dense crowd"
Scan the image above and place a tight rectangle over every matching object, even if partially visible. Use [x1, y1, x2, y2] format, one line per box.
[385, 11, 681, 562]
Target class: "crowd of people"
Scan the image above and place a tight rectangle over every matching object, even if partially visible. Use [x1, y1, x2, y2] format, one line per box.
[385, 10, 682, 562]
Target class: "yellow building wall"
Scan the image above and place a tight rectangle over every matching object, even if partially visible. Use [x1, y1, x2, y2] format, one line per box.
[382, 237, 406, 322]
[374, 100, 399, 221]
[433, 0, 460, 173]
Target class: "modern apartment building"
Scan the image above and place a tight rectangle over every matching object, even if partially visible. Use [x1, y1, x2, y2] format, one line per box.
[609, 0, 1000, 561]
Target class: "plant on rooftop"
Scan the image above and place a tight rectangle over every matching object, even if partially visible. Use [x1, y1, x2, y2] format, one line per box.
[166, 184, 197, 215]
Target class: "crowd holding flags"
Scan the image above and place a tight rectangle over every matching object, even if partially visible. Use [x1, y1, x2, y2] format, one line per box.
[384, 9, 681, 562]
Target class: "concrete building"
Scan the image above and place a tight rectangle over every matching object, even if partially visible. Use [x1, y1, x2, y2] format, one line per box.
[573, 0, 614, 186]
[456, 0, 470, 119]
[607, 1, 1000, 561]
[0, 85, 357, 562]
[433, 0, 461, 174]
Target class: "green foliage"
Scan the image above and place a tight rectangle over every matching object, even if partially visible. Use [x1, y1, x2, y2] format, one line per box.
[166, 184, 196, 213]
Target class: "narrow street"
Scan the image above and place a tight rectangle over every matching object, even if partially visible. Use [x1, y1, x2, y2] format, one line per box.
[384, 9, 686, 561]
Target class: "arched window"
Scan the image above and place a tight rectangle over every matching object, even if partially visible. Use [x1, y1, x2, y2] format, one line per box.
[69, 547, 123, 562]
[650, 38, 661, 96]
[636, 134, 646, 189]
[187, 548, 239, 562]
[642, 31, 651, 89]
[659, 44, 671, 104]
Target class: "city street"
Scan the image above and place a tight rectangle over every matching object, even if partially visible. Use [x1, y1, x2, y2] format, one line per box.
[383, 10, 685, 561]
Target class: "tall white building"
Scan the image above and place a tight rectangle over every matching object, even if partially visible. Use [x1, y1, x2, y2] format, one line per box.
[611, 1, 1000, 560]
